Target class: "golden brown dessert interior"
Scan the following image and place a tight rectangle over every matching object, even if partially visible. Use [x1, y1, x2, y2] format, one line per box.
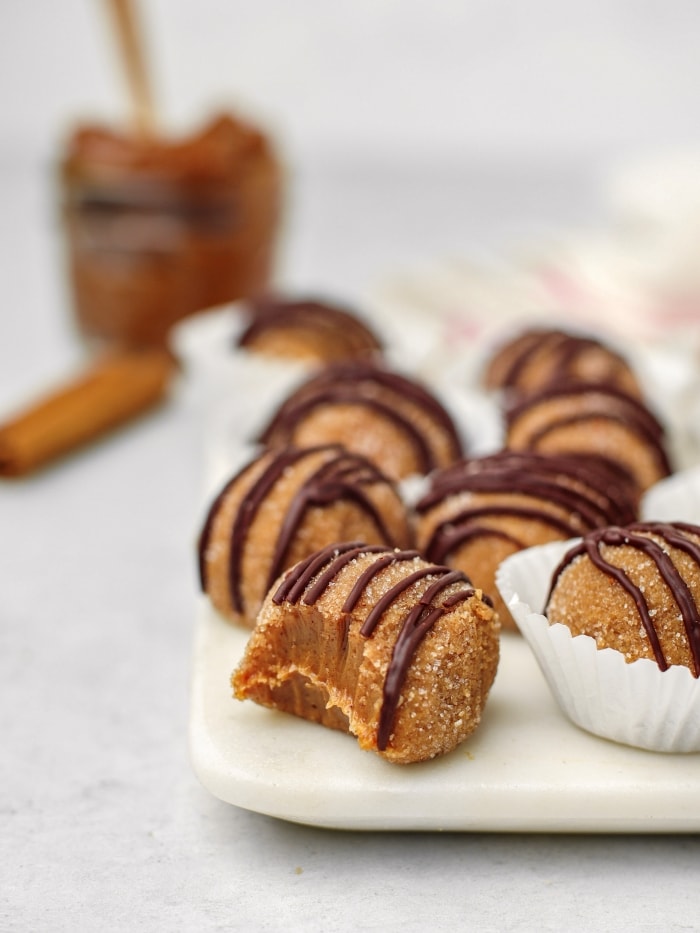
[233, 542, 500, 764]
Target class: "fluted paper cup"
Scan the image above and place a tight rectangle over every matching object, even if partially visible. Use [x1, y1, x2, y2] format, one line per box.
[496, 540, 700, 753]
[642, 465, 700, 524]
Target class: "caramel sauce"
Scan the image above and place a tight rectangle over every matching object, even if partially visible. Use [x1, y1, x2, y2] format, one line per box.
[61, 113, 282, 346]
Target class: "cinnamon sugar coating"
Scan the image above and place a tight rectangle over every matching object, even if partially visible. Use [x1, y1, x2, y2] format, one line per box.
[237, 295, 383, 364]
[232, 543, 500, 763]
[198, 445, 412, 627]
[483, 327, 642, 400]
[505, 382, 671, 495]
[258, 360, 463, 481]
[416, 451, 638, 631]
[546, 522, 700, 675]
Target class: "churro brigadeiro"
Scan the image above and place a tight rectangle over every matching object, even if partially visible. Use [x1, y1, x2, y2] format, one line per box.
[237, 295, 383, 364]
[233, 543, 500, 763]
[416, 451, 638, 630]
[546, 522, 700, 675]
[198, 445, 412, 627]
[258, 360, 463, 482]
[483, 327, 642, 400]
[505, 381, 671, 496]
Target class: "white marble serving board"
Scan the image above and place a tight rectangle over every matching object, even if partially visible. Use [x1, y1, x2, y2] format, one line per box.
[189, 600, 700, 832]
[183, 304, 700, 832]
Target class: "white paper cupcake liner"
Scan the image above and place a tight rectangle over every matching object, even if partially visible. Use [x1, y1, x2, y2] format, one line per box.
[642, 465, 700, 525]
[496, 540, 700, 753]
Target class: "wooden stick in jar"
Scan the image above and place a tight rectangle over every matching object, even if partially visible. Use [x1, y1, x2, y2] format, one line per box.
[105, 0, 157, 138]
[0, 346, 177, 478]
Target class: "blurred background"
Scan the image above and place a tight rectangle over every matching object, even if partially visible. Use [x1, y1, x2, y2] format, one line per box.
[2, 0, 700, 402]
[5, 0, 700, 164]
[5, 8, 700, 927]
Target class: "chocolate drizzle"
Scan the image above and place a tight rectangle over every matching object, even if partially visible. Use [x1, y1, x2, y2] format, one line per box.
[197, 457, 259, 595]
[546, 522, 700, 676]
[272, 543, 489, 751]
[490, 328, 636, 395]
[258, 361, 463, 473]
[342, 550, 422, 613]
[505, 381, 671, 481]
[427, 507, 578, 563]
[237, 296, 382, 356]
[198, 445, 405, 615]
[378, 569, 471, 750]
[417, 451, 638, 565]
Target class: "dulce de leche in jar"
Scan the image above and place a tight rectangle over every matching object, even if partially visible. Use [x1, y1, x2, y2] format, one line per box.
[60, 113, 283, 346]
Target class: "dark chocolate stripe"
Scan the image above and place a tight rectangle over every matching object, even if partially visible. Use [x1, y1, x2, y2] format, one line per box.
[226, 448, 311, 612]
[360, 566, 453, 637]
[261, 387, 437, 473]
[499, 330, 549, 388]
[324, 361, 460, 438]
[507, 381, 666, 441]
[264, 450, 400, 592]
[425, 504, 580, 563]
[341, 550, 422, 613]
[204, 444, 405, 615]
[499, 331, 630, 391]
[418, 472, 611, 529]
[273, 541, 366, 605]
[377, 571, 475, 750]
[259, 362, 462, 466]
[526, 411, 671, 478]
[417, 451, 637, 525]
[238, 298, 381, 352]
[302, 544, 388, 605]
[428, 523, 524, 565]
[197, 458, 260, 593]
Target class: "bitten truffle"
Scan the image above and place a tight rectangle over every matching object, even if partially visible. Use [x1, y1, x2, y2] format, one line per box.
[232, 542, 500, 763]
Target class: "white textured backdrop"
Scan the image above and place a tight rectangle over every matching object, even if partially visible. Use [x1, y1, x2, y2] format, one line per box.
[2, 0, 700, 162]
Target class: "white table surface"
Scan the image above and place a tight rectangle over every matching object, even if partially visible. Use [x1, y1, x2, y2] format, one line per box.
[3, 152, 699, 932]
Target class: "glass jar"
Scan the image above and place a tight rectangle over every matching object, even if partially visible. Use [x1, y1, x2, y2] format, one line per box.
[60, 113, 283, 346]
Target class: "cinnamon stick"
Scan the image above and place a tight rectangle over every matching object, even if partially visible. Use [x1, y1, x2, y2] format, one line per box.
[0, 346, 177, 478]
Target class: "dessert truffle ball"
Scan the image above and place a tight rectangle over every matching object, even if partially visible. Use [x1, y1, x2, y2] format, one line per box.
[237, 295, 383, 364]
[504, 382, 671, 496]
[258, 360, 464, 482]
[482, 327, 642, 400]
[546, 522, 700, 676]
[198, 445, 413, 626]
[233, 542, 500, 763]
[416, 451, 638, 630]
